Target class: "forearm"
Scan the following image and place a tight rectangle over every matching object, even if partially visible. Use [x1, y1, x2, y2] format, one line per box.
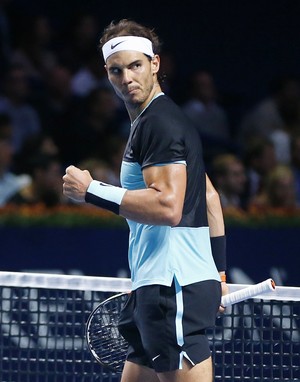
[86, 184, 181, 225]
[119, 187, 181, 226]
[206, 174, 227, 273]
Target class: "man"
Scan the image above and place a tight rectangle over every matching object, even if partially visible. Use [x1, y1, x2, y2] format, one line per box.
[9, 153, 65, 207]
[210, 153, 247, 211]
[242, 136, 277, 206]
[0, 65, 41, 154]
[63, 19, 227, 382]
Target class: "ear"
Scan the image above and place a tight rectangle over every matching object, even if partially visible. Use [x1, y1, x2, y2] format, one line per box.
[151, 54, 160, 75]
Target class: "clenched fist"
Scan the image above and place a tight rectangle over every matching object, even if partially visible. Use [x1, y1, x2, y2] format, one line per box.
[62, 165, 93, 203]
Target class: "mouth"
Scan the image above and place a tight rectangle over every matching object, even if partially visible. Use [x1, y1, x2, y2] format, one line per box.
[126, 87, 140, 95]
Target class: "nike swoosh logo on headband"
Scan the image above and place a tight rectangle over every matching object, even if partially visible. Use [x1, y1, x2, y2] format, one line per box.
[111, 41, 125, 49]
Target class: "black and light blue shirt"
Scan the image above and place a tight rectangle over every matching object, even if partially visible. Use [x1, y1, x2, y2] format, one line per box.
[121, 94, 220, 290]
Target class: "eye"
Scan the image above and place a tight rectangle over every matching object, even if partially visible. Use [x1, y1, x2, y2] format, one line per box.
[130, 62, 142, 71]
[109, 67, 121, 75]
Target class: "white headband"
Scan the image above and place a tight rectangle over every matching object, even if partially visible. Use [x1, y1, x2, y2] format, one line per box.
[102, 36, 154, 62]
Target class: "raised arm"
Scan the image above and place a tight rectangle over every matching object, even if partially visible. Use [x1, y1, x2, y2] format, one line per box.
[120, 163, 186, 225]
[62, 163, 186, 226]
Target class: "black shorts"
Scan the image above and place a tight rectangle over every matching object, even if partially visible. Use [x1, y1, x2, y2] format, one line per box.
[118, 278, 221, 373]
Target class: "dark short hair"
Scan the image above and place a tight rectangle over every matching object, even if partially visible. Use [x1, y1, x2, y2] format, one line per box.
[99, 19, 162, 55]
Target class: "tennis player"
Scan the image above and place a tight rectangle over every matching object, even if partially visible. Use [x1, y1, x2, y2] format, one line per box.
[63, 19, 227, 382]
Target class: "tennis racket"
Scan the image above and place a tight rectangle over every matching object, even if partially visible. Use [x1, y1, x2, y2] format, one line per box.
[86, 292, 129, 373]
[86, 278, 275, 373]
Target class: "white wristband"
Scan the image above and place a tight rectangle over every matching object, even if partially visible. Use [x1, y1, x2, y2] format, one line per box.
[85, 180, 127, 214]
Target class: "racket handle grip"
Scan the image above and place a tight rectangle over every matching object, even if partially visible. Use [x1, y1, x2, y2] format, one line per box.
[221, 278, 276, 307]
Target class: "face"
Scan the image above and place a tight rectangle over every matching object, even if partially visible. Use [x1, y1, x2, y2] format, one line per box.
[105, 50, 160, 112]
[36, 162, 63, 193]
[224, 161, 247, 195]
[259, 145, 277, 174]
[271, 174, 296, 207]
[193, 72, 216, 103]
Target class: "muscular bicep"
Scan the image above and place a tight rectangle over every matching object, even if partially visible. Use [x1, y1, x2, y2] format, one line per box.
[143, 163, 187, 224]
[119, 163, 187, 226]
[143, 163, 186, 198]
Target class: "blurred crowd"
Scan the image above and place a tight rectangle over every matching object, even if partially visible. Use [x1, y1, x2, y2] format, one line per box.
[0, 3, 300, 216]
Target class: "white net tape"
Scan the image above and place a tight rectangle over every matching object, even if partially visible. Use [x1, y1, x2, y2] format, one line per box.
[0, 271, 299, 300]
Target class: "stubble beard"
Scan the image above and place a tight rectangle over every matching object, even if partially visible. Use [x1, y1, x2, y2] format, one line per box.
[125, 81, 157, 110]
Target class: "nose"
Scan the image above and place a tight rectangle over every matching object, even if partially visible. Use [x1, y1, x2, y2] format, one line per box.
[122, 69, 132, 85]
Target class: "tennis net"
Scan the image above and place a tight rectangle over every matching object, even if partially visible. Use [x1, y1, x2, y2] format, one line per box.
[0, 271, 299, 381]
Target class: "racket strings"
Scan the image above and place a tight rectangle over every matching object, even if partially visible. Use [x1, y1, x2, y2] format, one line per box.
[87, 294, 129, 373]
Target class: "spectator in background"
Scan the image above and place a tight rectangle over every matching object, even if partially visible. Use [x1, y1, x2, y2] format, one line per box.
[269, 76, 300, 163]
[210, 153, 247, 211]
[248, 164, 298, 213]
[13, 131, 60, 175]
[8, 153, 66, 207]
[9, 14, 57, 85]
[102, 135, 127, 186]
[158, 51, 180, 101]
[238, 75, 300, 158]
[71, 50, 108, 98]
[65, 86, 127, 165]
[58, 12, 100, 72]
[77, 136, 127, 189]
[242, 136, 277, 202]
[0, 112, 30, 206]
[290, 132, 300, 206]
[181, 69, 231, 163]
[35, 64, 73, 123]
[32, 64, 82, 162]
[0, 64, 41, 154]
[77, 158, 114, 184]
